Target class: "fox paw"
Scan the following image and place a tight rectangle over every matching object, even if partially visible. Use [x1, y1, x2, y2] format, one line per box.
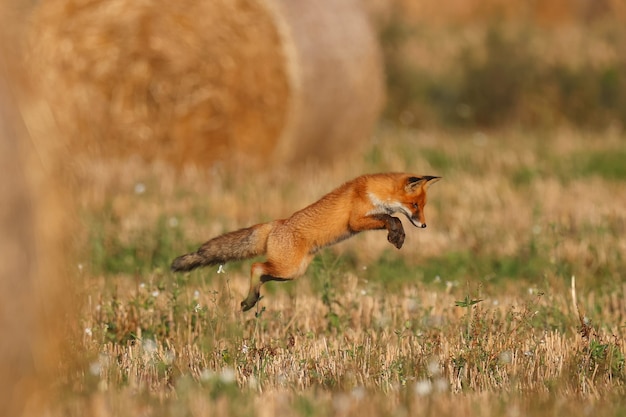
[241, 293, 261, 312]
[386, 217, 405, 249]
[387, 229, 405, 249]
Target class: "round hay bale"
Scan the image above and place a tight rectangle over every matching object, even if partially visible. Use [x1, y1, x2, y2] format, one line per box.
[266, 0, 385, 163]
[27, 0, 383, 168]
[28, 0, 290, 167]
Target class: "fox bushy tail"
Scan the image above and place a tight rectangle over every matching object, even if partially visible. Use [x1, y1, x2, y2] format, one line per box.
[170, 223, 273, 272]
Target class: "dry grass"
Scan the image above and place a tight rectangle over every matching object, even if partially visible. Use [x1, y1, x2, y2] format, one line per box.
[5, 2, 626, 416]
[58, 128, 626, 417]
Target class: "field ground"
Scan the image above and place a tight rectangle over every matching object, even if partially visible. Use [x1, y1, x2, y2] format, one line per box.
[66, 127, 625, 416]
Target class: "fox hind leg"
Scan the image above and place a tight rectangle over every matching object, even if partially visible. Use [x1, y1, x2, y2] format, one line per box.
[241, 255, 313, 311]
[241, 262, 269, 311]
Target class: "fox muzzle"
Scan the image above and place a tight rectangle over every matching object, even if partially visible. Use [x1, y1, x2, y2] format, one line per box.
[406, 215, 426, 229]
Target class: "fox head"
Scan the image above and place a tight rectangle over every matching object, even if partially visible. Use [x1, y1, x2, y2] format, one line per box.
[400, 175, 441, 228]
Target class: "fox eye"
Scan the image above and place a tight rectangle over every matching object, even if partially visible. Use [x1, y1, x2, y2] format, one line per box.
[412, 203, 419, 209]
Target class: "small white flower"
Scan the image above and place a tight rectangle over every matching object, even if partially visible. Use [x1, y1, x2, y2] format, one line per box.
[89, 354, 109, 377]
[220, 368, 236, 384]
[473, 131, 488, 146]
[143, 338, 158, 354]
[277, 374, 288, 385]
[217, 264, 226, 274]
[375, 314, 390, 328]
[84, 327, 93, 337]
[200, 369, 214, 381]
[151, 290, 160, 298]
[134, 182, 146, 194]
[164, 350, 176, 365]
[500, 350, 513, 364]
[193, 290, 200, 299]
[427, 359, 441, 376]
[351, 386, 366, 401]
[194, 303, 201, 312]
[414, 379, 432, 396]
[89, 361, 101, 376]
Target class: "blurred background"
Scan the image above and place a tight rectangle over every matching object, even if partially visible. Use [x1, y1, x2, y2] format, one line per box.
[22, 0, 626, 172]
[2, 0, 625, 415]
[378, 0, 626, 130]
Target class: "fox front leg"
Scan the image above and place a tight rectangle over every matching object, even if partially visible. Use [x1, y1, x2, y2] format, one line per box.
[377, 214, 405, 249]
[351, 213, 406, 249]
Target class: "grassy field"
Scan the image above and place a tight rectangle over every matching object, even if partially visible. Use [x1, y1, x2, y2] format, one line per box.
[65, 127, 626, 416]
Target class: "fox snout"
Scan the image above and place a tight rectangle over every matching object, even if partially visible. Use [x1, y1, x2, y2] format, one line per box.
[414, 220, 427, 228]
[406, 214, 427, 228]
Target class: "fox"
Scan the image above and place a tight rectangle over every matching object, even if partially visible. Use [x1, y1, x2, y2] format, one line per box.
[171, 173, 441, 311]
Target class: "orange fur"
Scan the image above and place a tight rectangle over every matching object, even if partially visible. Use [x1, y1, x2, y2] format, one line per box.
[171, 173, 441, 311]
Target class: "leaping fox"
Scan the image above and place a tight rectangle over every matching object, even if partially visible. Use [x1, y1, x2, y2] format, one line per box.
[171, 173, 441, 311]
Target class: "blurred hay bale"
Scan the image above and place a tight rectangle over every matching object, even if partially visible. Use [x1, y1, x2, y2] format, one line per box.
[27, 0, 383, 168]
[28, 0, 289, 167]
[266, 0, 384, 163]
[1, 6, 73, 415]
[0, 73, 41, 417]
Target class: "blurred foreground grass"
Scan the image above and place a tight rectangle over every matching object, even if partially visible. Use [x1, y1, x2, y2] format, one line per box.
[68, 128, 626, 417]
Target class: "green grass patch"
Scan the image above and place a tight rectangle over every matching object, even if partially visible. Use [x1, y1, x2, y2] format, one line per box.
[511, 166, 543, 187]
[511, 147, 626, 186]
[88, 212, 186, 275]
[363, 248, 564, 289]
[570, 149, 626, 181]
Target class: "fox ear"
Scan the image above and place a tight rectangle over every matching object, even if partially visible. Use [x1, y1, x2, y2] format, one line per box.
[405, 176, 441, 192]
[423, 176, 441, 188]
